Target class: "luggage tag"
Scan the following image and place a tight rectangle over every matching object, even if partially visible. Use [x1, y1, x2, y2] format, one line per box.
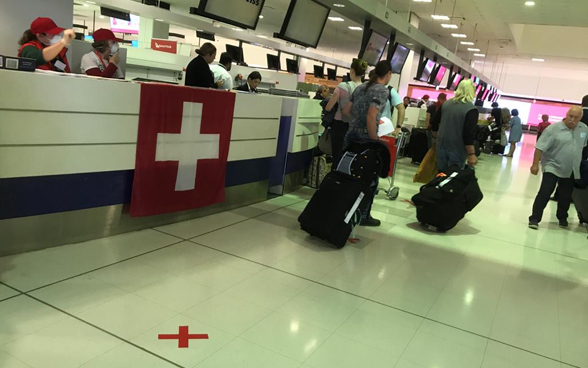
[437, 172, 459, 189]
[54, 60, 67, 71]
[344, 192, 365, 224]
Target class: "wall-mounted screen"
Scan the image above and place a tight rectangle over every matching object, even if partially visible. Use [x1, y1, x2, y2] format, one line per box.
[196, 0, 265, 30]
[359, 30, 388, 66]
[389, 43, 410, 74]
[110, 14, 140, 34]
[226, 45, 244, 64]
[286, 58, 299, 73]
[267, 54, 280, 70]
[327, 68, 337, 81]
[431, 65, 447, 86]
[314, 65, 324, 78]
[417, 59, 436, 83]
[449, 73, 462, 91]
[275, 0, 330, 48]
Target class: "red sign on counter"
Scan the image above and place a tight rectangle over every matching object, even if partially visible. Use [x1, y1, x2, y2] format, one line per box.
[151, 39, 178, 54]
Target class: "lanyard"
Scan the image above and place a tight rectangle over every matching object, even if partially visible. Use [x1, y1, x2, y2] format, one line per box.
[94, 51, 107, 70]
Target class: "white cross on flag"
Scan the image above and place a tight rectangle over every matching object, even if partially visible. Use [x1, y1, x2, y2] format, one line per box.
[131, 84, 235, 217]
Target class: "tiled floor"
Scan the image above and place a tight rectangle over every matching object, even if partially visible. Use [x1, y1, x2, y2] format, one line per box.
[1, 135, 587, 368]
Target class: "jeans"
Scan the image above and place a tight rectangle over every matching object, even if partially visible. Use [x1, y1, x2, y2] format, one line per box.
[436, 146, 465, 172]
[330, 120, 349, 170]
[344, 130, 378, 220]
[529, 172, 575, 223]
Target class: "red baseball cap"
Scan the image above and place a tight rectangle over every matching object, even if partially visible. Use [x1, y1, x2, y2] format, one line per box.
[30, 17, 64, 35]
[92, 28, 118, 42]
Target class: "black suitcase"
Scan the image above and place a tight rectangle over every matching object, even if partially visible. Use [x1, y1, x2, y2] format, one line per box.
[412, 167, 483, 231]
[411, 128, 429, 164]
[298, 171, 371, 248]
[336, 139, 391, 184]
[573, 188, 588, 224]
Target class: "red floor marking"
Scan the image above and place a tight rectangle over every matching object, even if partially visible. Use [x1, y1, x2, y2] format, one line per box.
[158, 326, 209, 348]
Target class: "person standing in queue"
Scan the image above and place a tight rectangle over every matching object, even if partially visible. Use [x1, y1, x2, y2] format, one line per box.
[435, 79, 479, 171]
[80, 29, 123, 79]
[18, 17, 75, 73]
[236, 72, 262, 93]
[209, 52, 234, 91]
[341, 61, 393, 227]
[325, 58, 368, 168]
[185, 43, 221, 88]
[426, 93, 447, 148]
[313, 85, 329, 100]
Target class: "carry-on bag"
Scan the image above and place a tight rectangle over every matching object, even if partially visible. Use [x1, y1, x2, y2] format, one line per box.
[307, 155, 332, 189]
[412, 166, 483, 231]
[298, 171, 371, 248]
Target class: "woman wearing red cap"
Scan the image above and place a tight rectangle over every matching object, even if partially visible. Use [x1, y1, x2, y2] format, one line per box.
[80, 28, 123, 78]
[18, 17, 75, 73]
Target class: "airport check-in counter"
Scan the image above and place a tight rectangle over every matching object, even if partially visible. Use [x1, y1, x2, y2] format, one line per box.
[0, 69, 320, 256]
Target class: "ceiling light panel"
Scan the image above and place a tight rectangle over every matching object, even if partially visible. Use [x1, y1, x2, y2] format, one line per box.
[441, 24, 458, 28]
[431, 15, 450, 20]
[451, 33, 467, 38]
[328, 17, 344, 21]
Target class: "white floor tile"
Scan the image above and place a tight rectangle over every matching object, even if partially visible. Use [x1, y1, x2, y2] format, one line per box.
[0, 351, 31, 368]
[183, 293, 273, 336]
[0, 296, 68, 345]
[80, 344, 178, 368]
[241, 312, 331, 362]
[196, 338, 301, 368]
[88, 258, 173, 292]
[180, 259, 258, 291]
[225, 274, 305, 310]
[133, 276, 218, 313]
[155, 211, 251, 240]
[30, 275, 127, 315]
[400, 320, 487, 368]
[138, 242, 221, 274]
[79, 294, 177, 340]
[131, 314, 235, 368]
[2, 317, 121, 368]
[481, 341, 561, 368]
[0, 285, 19, 301]
[305, 333, 399, 368]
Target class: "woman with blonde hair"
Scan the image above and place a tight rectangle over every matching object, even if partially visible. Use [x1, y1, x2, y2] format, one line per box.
[435, 79, 479, 170]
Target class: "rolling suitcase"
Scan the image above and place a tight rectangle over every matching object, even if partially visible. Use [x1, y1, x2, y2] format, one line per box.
[298, 171, 371, 248]
[410, 128, 429, 164]
[573, 188, 588, 225]
[412, 166, 483, 231]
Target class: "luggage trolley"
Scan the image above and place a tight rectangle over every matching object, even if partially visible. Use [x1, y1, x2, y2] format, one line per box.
[380, 132, 409, 200]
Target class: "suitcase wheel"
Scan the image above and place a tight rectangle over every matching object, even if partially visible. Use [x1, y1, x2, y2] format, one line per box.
[387, 187, 400, 200]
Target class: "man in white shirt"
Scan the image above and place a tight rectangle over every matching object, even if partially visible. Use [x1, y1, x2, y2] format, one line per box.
[209, 53, 233, 91]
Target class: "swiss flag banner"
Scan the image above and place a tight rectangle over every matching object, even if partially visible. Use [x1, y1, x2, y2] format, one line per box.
[130, 83, 235, 217]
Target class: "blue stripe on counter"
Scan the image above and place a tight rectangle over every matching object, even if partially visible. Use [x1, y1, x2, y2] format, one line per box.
[268, 116, 292, 187]
[0, 158, 272, 220]
[284, 149, 314, 175]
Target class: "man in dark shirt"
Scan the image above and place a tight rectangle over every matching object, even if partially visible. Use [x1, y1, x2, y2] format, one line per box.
[490, 102, 502, 127]
[427, 93, 447, 148]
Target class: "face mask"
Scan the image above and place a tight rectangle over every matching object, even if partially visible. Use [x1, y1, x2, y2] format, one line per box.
[110, 43, 119, 55]
[45, 34, 63, 46]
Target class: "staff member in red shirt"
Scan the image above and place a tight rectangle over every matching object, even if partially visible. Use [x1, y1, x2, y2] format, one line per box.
[80, 29, 123, 78]
[17, 17, 75, 73]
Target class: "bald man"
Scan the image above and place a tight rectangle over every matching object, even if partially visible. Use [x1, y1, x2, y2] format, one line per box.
[529, 106, 588, 229]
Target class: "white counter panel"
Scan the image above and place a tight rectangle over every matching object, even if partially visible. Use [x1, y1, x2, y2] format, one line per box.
[0, 111, 139, 145]
[228, 140, 277, 161]
[0, 145, 137, 178]
[0, 70, 140, 114]
[233, 93, 283, 119]
[231, 118, 280, 141]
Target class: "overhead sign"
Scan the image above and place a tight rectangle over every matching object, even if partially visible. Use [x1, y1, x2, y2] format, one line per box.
[151, 39, 178, 54]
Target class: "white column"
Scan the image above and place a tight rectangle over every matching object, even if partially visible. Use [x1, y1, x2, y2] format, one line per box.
[397, 12, 421, 98]
[138, 17, 170, 49]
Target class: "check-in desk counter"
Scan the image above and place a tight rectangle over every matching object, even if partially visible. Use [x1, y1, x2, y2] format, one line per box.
[0, 69, 295, 255]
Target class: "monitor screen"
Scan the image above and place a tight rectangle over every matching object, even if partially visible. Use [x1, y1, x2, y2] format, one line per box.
[327, 68, 337, 81]
[314, 65, 324, 78]
[266, 54, 280, 70]
[390, 43, 410, 74]
[286, 59, 299, 73]
[276, 0, 330, 48]
[359, 30, 388, 66]
[225, 45, 244, 64]
[449, 74, 462, 90]
[418, 59, 436, 83]
[196, 0, 264, 30]
[110, 14, 140, 34]
[432, 65, 447, 86]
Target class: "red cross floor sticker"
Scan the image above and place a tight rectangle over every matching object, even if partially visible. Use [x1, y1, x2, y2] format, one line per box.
[158, 326, 209, 348]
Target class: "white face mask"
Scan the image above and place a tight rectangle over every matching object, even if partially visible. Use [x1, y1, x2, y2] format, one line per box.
[110, 42, 119, 55]
[40, 34, 62, 46]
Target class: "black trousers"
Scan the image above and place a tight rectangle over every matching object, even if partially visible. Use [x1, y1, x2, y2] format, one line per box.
[330, 119, 349, 170]
[530, 172, 575, 223]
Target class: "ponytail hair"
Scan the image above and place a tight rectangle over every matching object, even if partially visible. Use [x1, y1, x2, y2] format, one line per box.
[366, 60, 392, 89]
[350, 58, 368, 77]
[196, 42, 217, 57]
[18, 29, 37, 46]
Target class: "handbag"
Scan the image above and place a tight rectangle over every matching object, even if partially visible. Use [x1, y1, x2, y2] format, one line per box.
[318, 128, 333, 155]
[413, 148, 437, 183]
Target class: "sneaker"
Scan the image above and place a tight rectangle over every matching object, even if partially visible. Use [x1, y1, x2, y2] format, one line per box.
[558, 219, 569, 228]
[528, 221, 539, 230]
[360, 216, 381, 227]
